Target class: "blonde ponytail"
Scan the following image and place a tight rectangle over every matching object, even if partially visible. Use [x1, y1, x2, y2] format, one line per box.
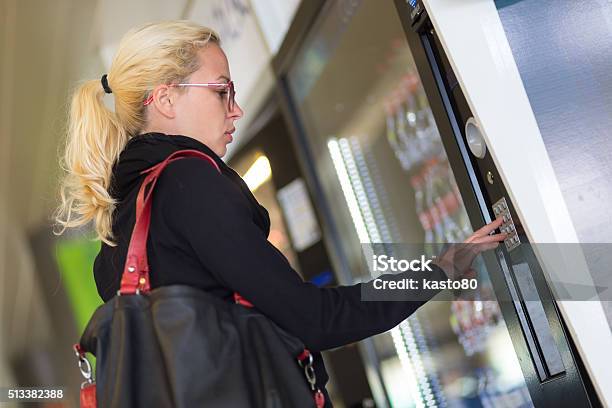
[54, 21, 219, 246]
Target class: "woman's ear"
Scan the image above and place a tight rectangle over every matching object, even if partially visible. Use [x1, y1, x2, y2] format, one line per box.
[150, 85, 176, 119]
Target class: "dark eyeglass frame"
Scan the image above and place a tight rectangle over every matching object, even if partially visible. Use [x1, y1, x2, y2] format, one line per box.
[143, 80, 236, 111]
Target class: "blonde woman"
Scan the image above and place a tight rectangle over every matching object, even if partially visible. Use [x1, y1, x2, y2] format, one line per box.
[55, 20, 506, 407]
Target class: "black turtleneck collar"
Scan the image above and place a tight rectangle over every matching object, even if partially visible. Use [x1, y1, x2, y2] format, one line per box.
[110, 132, 270, 236]
[110, 132, 227, 199]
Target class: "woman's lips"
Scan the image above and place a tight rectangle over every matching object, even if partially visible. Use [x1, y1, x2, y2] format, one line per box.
[225, 128, 235, 143]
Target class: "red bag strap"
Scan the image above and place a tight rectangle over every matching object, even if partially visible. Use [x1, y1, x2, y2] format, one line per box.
[119, 149, 220, 295]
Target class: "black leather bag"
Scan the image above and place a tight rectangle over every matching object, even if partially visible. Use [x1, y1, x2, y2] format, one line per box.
[74, 150, 326, 408]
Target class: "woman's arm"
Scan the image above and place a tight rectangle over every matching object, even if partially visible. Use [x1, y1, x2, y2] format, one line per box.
[156, 158, 446, 352]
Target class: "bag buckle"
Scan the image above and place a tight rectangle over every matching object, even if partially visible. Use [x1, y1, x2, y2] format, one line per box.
[297, 349, 326, 407]
[73, 344, 95, 387]
[73, 344, 97, 407]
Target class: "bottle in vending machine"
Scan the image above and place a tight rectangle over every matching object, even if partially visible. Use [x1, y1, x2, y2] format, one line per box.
[410, 174, 435, 255]
[385, 100, 412, 171]
[431, 160, 467, 242]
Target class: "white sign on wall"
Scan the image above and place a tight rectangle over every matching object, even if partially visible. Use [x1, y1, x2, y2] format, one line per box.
[250, 0, 302, 54]
[277, 178, 321, 252]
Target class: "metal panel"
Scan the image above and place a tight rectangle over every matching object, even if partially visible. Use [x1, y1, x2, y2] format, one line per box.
[403, 0, 612, 404]
[394, 0, 596, 406]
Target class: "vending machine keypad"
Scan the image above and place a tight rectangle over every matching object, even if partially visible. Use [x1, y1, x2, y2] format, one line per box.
[492, 197, 520, 251]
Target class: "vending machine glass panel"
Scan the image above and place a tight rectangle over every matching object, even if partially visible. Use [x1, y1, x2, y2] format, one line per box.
[285, 0, 534, 406]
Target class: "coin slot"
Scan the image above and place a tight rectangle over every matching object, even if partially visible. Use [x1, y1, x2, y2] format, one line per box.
[465, 117, 487, 159]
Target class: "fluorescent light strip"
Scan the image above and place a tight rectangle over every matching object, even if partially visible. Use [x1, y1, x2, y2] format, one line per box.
[400, 320, 434, 407]
[392, 326, 425, 408]
[243, 155, 272, 192]
[349, 138, 393, 243]
[410, 316, 445, 406]
[348, 137, 437, 404]
[332, 136, 437, 406]
[338, 138, 381, 243]
[327, 138, 371, 244]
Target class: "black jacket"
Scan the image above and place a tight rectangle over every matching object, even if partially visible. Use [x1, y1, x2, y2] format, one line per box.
[94, 132, 445, 399]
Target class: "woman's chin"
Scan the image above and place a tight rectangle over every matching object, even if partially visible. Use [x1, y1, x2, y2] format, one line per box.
[216, 145, 227, 158]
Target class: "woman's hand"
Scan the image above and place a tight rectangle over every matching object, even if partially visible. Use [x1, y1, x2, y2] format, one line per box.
[433, 217, 507, 280]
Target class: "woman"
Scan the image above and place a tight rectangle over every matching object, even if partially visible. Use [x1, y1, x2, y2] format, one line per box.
[55, 20, 505, 407]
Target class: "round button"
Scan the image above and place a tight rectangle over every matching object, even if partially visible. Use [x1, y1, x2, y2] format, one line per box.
[465, 117, 487, 159]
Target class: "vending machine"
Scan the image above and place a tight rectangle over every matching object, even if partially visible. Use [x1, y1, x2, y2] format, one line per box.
[273, 0, 608, 406]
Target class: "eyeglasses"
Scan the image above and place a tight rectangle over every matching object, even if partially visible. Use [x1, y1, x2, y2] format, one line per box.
[143, 81, 236, 111]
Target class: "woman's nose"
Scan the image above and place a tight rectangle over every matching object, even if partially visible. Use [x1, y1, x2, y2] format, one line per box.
[231, 102, 244, 119]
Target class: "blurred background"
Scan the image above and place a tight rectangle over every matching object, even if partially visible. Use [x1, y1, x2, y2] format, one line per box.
[1, 0, 610, 407]
[0, 1, 302, 406]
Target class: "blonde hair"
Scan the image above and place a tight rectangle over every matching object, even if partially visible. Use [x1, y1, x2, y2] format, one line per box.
[54, 20, 219, 246]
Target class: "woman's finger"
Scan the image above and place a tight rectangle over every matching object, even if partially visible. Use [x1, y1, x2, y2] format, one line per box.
[464, 219, 504, 243]
[471, 232, 507, 244]
[472, 217, 504, 238]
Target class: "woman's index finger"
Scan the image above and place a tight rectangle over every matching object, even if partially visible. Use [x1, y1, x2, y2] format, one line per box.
[474, 217, 504, 237]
